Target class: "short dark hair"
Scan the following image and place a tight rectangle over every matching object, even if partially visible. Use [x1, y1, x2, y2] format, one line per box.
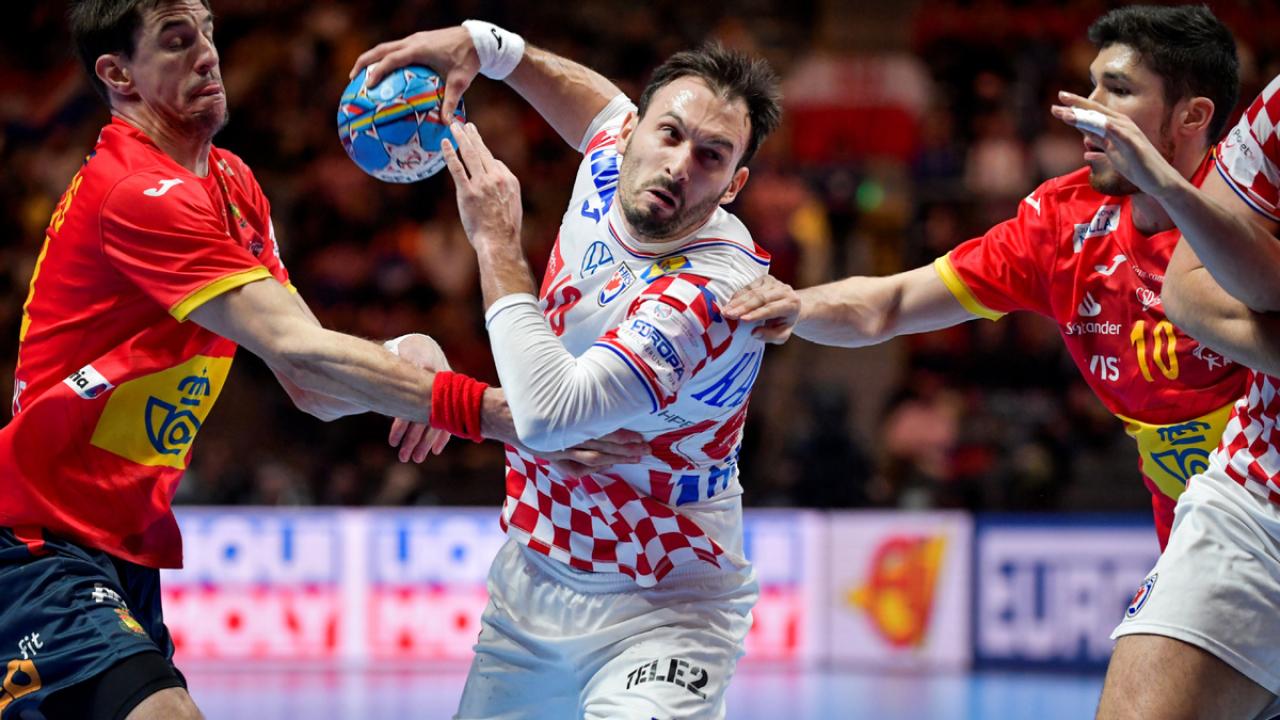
[636, 43, 782, 168]
[69, 0, 212, 106]
[1088, 4, 1239, 143]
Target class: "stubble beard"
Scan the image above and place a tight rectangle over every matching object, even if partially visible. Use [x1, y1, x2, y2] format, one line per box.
[617, 155, 726, 242]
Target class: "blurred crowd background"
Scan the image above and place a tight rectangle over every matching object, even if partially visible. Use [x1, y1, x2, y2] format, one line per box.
[4, 0, 1279, 514]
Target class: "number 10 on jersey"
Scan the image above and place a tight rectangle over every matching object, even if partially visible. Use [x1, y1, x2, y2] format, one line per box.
[1131, 320, 1180, 382]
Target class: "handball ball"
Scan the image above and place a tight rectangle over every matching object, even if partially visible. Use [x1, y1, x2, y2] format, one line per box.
[337, 64, 465, 183]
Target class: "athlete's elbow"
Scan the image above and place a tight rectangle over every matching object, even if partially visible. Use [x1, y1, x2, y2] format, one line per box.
[511, 412, 569, 453]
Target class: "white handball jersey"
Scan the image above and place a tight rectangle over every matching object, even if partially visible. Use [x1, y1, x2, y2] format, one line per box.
[483, 95, 770, 587]
[1212, 73, 1280, 502]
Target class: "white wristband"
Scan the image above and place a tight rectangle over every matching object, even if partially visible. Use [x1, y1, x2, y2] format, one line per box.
[462, 20, 525, 81]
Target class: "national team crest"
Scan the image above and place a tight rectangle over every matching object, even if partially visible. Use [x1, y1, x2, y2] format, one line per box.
[599, 263, 636, 305]
[1126, 573, 1157, 618]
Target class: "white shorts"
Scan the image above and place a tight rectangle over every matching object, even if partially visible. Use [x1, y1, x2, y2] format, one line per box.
[455, 539, 758, 720]
[1113, 457, 1280, 712]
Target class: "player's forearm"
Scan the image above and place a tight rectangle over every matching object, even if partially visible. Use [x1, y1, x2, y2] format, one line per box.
[269, 365, 366, 422]
[478, 387, 518, 445]
[793, 267, 973, 346]
[485, 298, 645, 452]
[1165, 265, 1280, 376]
[792, 278, 893, 347]
[273, 326, 434, 422]
[475, 235, 538, 310]
[1155, 175, 1280, 312]
[504, 44, 624, 149]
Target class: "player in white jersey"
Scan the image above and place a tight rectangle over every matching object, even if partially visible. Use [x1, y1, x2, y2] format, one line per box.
[1054, 74, 1280, 717]
[353, 24, 781, 719]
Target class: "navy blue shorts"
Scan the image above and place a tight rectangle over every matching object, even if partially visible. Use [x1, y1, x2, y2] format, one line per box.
[0, 527, 185, 719]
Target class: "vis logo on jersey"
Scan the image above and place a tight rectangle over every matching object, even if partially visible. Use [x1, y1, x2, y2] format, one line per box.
[90, 354, 233, 469]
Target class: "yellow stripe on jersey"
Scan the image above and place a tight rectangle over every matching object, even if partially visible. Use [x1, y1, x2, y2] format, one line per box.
[19, 233, 54, 343]
[933, 254, 1005, 321]
[21, 169, 86, 343]
[169, 267, 272, 321]
[285, 281, 298, 294]
[1119, 402, 1236, 501]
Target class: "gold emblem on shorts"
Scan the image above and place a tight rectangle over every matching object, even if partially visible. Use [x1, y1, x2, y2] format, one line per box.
[115, 608, 146, 636]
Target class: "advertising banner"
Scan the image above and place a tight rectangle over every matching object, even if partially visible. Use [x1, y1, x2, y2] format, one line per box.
[824, 512, 972, 670]
[973, 516, 1158, 670]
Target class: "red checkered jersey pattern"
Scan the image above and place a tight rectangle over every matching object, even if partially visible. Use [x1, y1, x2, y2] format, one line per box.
[594, 273, 735, 411]
[1213, 75, 1280, 502]
[1215, 375, 1280, 501]
[497, 100, 770, 586]
[938, 162, 1248, 548]
[1215, 73, 1280, 222]
[0, 118, 289, 568]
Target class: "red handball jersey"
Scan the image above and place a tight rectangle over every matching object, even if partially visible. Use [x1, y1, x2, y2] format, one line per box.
[1211, 74, 1280, 503]
[0, 118, 290, 568]
[936, 160, 1249, 547]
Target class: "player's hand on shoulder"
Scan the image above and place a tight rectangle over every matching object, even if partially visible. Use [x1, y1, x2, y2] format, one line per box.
[350, 26, 478, 120]
[724, 274, 801, 344]
[386, 333, 453, 463]
[534, 429, 649, 477]
[440, 122, 523, 250]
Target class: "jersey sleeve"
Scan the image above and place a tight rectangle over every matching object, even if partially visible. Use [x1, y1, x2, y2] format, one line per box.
[484, 274, 734, 453]
[577, 94, 636, 154]
[595, 273, 732, 409]
[935, 186, 1058, 318]
[100, 171, 273, 321]
[219, 151, 293, 291]
[1214, 73, 1280, 222]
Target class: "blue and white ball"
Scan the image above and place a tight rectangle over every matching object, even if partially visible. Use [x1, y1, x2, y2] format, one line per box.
[337, 64, 465, 183]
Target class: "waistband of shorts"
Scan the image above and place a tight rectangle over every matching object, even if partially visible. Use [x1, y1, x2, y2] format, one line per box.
[516, 542, 746, 594]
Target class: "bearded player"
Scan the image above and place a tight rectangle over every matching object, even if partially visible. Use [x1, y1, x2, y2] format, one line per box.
[726, 4, 1244, 550]
[354, 24, 780, 719]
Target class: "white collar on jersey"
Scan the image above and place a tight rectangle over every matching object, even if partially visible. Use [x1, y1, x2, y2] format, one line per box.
[606, 201, 727, 259]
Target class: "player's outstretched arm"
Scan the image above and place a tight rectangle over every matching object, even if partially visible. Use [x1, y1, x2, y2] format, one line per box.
[725, 265, 977, 348]
[351, 24, 621, 151]
[1164, 239, 1280, 376]
[1054, 91, 1280, 312]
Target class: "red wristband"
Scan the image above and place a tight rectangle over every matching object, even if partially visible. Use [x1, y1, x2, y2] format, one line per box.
[429, 371, 489, 443]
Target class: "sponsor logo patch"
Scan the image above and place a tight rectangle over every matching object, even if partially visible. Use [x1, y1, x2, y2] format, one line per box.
[1072, 204, 1122, 253]
[626, 318, 685, 380]
[90, 355, 233, 469]
[581, 241, 615, 277]
[1064, 320, 1121, 336]
[1093, 254, 1126, 277]
[1077, 292, 1102, 318]
[625, 657, 711, 698]
[143, 178, 183, 197]
[640, 255, 692, 283]
[1135, 286, 1161, 310]
[64, 364, 113, 400]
